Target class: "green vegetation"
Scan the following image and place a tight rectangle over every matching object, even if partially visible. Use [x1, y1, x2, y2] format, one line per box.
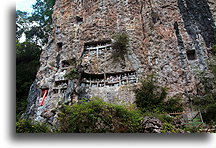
[64, 68, 79, 80]
[57, 98, 144, 133]
[111, 33, 129, 61]
[182, 125, 204, 133]
[16, 10, 29, 40]
[16, 0, 216, 133]
[161, 122, 181, 133]
[58, 75, 183, 133]
[16, 0, 56, 120]
[212, 44, 216, 54]
[17, 98, 180, 133]
[134, 75, 183, 113]
[16, 119, 50, 133]
[17, 74, 186, 133]
[163, 96, 184, 113]
[16, 42, 41, 120]
[192, 70, 216, 124]
[209, 63, 216, 78]
[16, 0, 56, 45]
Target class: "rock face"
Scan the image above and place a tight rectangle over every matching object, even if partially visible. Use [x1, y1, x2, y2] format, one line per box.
[24, 0, 215, 124]
[142, 116, 162, 133]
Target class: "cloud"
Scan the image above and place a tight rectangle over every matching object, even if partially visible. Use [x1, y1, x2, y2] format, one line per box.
[16, 0, 36, 13]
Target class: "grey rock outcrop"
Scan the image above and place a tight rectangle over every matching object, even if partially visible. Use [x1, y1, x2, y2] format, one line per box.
[24, 0, 216, 125]
[142, 116, 162, 133]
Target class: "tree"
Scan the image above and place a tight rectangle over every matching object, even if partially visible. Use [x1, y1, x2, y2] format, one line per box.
[111, 33, 129, 61]
[58, 98, 143, 133]
[16, 0, 56, 120]
[16, 10, 30, 40]
[27, 0, 56, 45]
[16, 0, 56, 45]
[134, 75, 183, 113]
[192, 49, 216, 124]
[16, 41, 41, 120]
[135, 75, 167, 112]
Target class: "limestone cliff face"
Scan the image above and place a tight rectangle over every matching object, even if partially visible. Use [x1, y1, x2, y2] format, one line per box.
[24, 0, 215, 124]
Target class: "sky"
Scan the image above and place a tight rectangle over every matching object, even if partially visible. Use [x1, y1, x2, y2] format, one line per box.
[16, 0, 36, 13]
[16, 0, 37, 42]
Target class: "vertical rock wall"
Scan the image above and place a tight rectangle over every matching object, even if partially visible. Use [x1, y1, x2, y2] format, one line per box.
[24, 0, 215, 124]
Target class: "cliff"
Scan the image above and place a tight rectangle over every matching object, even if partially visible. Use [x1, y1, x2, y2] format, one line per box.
[24, 0, 215, 124]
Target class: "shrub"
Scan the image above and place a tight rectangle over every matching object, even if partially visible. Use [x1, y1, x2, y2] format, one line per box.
[192, 96, 215, 124]
[16, 119, 50, 133]
[183, 126, 202, 133]
[212, 44, 216, 54]
[64, 68, 79, 80]
[161, 122, 181, 133]
[202, 103, 216, 123]
[209, 63, 216, 77]
[142, 112, 173, 123]
[57, 98, 144, 133]
[135, 75, 183, 113]
[111, 33, 129, 60]
[163, 96, 183, 113]
[192, 94, 215, 110]
[134, 75, 167, 112]
[192, 68, 216, 123]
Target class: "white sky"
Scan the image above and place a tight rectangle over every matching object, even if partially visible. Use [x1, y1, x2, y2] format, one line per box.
[16, 0, 36, 13]
[16, 0, 38, 43]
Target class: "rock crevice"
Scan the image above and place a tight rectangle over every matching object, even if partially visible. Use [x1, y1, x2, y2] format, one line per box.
[24, 0, 215, 124]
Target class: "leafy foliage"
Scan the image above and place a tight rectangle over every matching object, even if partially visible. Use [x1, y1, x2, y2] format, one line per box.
[192, 67, 216, 123]
[64, 68, 79, 80]
[16, 0, 56, 120]
[16, 99, 185, 133]
[57, 98, 144, 133]
[142, 112, 174, 123]
[204, 103, 216, 123]
[16, 10, 30, 40]
[212, 44, 216, 54]
[209, 63, 216, 78]
[161, 122, 181, 133]
[27, 0, 56, 45]
[182, 125, 203, 133]
[16, 119, 50, 133]
[163, 96, 184, 113]
[16, 0, 56, 45]
[111, 33, 129, 60]
[16, 42, 41, 120]
[135, 75, 183, 113]
[16, 42, 41, 63]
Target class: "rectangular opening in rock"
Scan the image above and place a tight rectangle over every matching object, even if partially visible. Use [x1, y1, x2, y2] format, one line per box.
[81, 73, 104, 82]
[76, 16, 83, 23]
[151, 11, 159, 24]
[53, 89, 59, 94]
[186, 50, 196, 60]
[61, 58, 76, 69]
[106, 73, 121, 83]
[84, 40, 111, 50]
[54, 80, 68, 88]
[61, 60, 70, 68]
[57, 42, 63, 51]
[80, 71, 138, 87]
[60, 88, 67, 93]
[41, 89, 49, 97]
[83, 40, 112, 58]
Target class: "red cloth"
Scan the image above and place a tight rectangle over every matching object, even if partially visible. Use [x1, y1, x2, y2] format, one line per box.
[40, 89, 48, 106]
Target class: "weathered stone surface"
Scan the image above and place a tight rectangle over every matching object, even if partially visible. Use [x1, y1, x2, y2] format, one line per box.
[24, 0, 216, 124]
[142, 116, 162, 133]
[22, 80, 40, 118]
